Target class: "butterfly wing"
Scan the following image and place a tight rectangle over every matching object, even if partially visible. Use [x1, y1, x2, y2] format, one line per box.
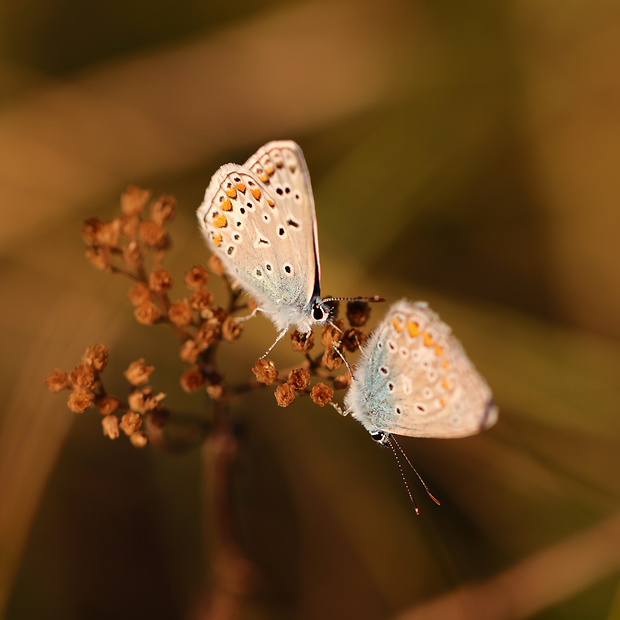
[244, 141, 320, 301]
[347, 300, 497, 438]
[197, 141, 319, 326]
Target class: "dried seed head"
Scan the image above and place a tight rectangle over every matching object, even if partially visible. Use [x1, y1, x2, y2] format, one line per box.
[291, 330, 314, 353]
[321, 345, 343, 371]
[123, 241, 142, 269]
[102, 415, 120, 439]
[196, 322, 219, 349]
[310, 383, 334, 407]
[120, 412, 142, 435]
[221, 317, 242, 342]
[287, 368, 311, 391]
[342, 328, 365, 353]
[275, 383, 296, 407]
[180, 368, 205, 393]
[208, 254, 225, 276]
[69, 363, 96, 390]
[45, 369, 69, 392]
[127, 388, 165, 413]
[124, 359, 154, 385]
[139, 220, 169, 249]
[82, 344, 109, 372]
[85, 246, 112, 271]
[185, 266, 209, 290]
[149, 267, 172, 293]
[252, 359, 278, 385]
[321, 319, 344, 347]
[128, 282, 151, 306]
[134, 300, 161, 325]
[169, 299, 193, 327]
[68, 388, 94, 413]
[180, 339, 201, 363]
[81, 219, 103, 245]
[190, 289, 213, 312]
[151, 195, 177, 226]
[346, 301, 371, 327]
[332, 374, 352, 390]
[97, 396, 119, 415]
[207, 384, 224, 400]
[97, 220, 121, 248]
[129, 431, 148, 448]
[120, 214, 140, 240]
[121, 186, 150, 216]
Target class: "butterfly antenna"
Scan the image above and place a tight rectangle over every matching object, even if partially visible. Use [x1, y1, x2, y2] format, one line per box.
[332, 342, 352, 376]
[322, 295, 385, 304]
[390, 436, 441, 507]
[386, 436, 420, 515]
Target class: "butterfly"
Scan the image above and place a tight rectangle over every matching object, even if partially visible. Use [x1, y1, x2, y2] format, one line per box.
[197, 140, 379, 355]
[344, 299, 498, 445]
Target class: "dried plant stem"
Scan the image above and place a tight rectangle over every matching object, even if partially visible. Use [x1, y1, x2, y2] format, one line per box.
[191, 398, 256, 620]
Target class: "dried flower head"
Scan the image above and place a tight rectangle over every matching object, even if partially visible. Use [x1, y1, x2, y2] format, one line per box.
[332, 373, 352, 390]
[169, 299, 193, 327]
[81, 219, 103, 245]
[128, 282, 151, 307]
[68, 388, 94, 413]
[127, 388, 165, 413]
[181, 368, 205, 393]
[134, 300, 161, 325]
[123, 241, 142, 269]
[97, 220, 121, 248]
[150, 195, 177, 226]
[85, 246, 112, 271]
[185, 266, 209, 290]
[121, 186, 150, 216]
[275, 383, 296, 407]
[196, 322, 219, 349]
[120, 214, 140, 239]
[321, 319, 344, 347]
[208, 254, 225, 276]
[45, 369, 69, 392]
[97, 395, 119, 415]
[347, 301, 371, 327]
[221, 317, 242, 342]
[310, 383, 334, 407]
[139, 220, 169, 249]
[321, 345, 344, 371]
[287, 368, 311, 391]
[124, 359, 154, 385]
[130, 431, 148, 448]
[149, 267, 172, 293]
[69, 363, 96, 390]
[252, 359, 278, 385]
[342, 328, 365, 353]
[190, 289, 213, 313]
[207, 384, 224, 400]
[120, 412, 142, 436]
[291, 330, 314, 353]
[102, 415, 120, 439]
[180, 339, 201, 363]
[82, 344, 109, 372]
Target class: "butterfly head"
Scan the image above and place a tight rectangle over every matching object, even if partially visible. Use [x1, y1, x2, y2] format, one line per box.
[369, 429, 390, 445]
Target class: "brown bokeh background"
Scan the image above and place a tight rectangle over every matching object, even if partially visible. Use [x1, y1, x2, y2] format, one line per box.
[1, 1, 620, 618]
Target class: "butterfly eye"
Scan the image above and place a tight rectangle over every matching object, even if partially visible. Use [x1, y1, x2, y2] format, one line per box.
[369, 430, 388, 445]
[312, 306, 325, 320]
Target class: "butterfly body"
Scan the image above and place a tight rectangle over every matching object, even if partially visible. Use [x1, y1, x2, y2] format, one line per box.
[197, 141, 332, 338]
[345, 300, 497, 443]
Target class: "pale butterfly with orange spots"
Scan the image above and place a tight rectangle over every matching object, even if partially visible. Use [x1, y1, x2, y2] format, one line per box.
[197, 140, 380, 356]
[344, 299, 498, 446]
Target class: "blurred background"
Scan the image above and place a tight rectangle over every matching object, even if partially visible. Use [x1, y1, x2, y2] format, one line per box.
[1, 0, 620, 618]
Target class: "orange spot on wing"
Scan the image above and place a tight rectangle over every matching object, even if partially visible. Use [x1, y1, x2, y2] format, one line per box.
[434, 344, 443, 357]
[213, 233, 222, 247]
[235, 182, 246, 193]
[441, 377, 451, 390]
[220, 197, 232, 211]
[225, 185, 237, 199]
[267, 198, 275, 208]
[440, 397, 446, 406]
[264, 162, 275, 175]
[423, 332, 434, 347]
[406, 321, 420, 337]
[213, 214, 227, 228]
[392, 317, 403, 333]
[442, 359, 450, 370]
[258, 171, 269, 183]
[251, 187, 261, 201]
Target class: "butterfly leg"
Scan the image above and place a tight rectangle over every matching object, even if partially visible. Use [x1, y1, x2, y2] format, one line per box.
[235, 306, 260, 323]
[260, 328, 288, 359]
